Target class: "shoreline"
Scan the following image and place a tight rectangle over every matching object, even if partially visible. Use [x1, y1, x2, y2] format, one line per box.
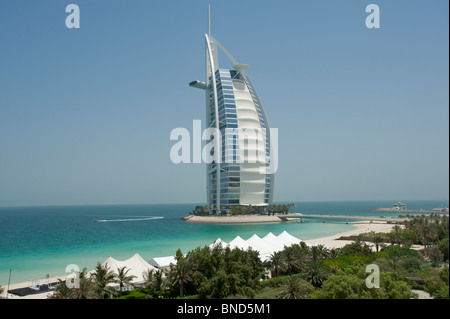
[304, 221, 398, 249]
[182, 214, 290, 224]
[1, 220, 402, 299]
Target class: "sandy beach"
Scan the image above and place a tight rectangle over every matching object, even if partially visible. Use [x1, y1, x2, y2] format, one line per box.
[1, 275, 67, 299]
[304, 221, 396, 249]
[183, 214, 287, 224]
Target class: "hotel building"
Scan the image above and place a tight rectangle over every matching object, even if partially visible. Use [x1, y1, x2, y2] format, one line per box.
[189, 7, 274, 212]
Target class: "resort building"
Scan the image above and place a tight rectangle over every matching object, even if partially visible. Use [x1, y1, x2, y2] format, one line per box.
[189, 6, 274, 212]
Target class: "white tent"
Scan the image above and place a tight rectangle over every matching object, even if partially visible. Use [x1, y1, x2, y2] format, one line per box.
[148, 256, 177, 269]
[277, 231, 306, 247]
[246, 234, 271, 254]
[209, 238, 227, 249]
[261, 232, 290, 251]
[206, 231, 308, 262]
[245, 234, 282, 262]
[100, 253, 157, 284]
[228, 235, 251, 251]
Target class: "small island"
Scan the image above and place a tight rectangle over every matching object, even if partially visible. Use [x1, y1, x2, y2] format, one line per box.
[183, 204, 298, 224]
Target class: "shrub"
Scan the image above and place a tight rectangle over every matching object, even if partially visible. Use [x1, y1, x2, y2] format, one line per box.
[437, 238, 449, 261]
[340, 240, 372, 256]
[433, 286, 449, 299]
[381, 244, 421, 259]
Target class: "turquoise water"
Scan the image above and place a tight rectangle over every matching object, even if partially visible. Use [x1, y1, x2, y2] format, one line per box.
[0, 200, 444, 285]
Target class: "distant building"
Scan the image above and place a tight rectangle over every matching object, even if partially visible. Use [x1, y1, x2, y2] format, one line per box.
[393, 202, 407, 211]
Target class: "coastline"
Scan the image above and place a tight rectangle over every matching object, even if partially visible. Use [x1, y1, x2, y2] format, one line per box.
[304, 221, 398, 249]
[182, 214, 289, 224]
[1, 220, 403, 299]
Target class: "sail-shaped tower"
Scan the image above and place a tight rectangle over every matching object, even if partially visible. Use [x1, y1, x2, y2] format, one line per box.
[189, 6, 274, 212]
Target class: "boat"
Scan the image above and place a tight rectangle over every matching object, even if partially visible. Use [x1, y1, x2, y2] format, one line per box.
[373, 201, 448, 214]
[392, 201, 407, 211]
[373, 201, 408, 213]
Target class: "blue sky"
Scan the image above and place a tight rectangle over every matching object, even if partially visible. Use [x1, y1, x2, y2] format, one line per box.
[0, 0, 448, 206]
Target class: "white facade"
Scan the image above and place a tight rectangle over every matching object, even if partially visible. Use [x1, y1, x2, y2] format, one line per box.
[190, 7, 274, 211]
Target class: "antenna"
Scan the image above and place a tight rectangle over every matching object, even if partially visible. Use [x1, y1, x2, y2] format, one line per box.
[208, 4, 211, 38]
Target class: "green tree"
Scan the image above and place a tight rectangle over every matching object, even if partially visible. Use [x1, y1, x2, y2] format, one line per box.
[169, 249, 192, 297]
[280, 246, 303, 275]
[433, 286, 449, 299]
[182, 245, 264, 298]
[440, 265, 449, 284]
[433, 265, 450, 299]
[437, 238, 449, 261]
[116, 266, 136, 295]
[48, 279, 72, 299]
[381, 244, 421, 259]
[143, 269, 155, 289]
[372, 234, 385, 252]
[304, 258, 329, 288]
[267, 251, 283, 278]
[340, 240, 372, 256]
[277, 276, 313, 299]
[152, 269, 167, 292]
[309, 270, 413, 299]
[428, 245, 444, 265]
[380, 272, 415, 299]
[304, 245, 330, 288]
[309, 273, 368, 299]
[91, 263, 117, 299]
[70, 268, 98, 299]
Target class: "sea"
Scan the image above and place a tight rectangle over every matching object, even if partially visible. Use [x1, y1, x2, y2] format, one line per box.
[0, 200, 445, 285]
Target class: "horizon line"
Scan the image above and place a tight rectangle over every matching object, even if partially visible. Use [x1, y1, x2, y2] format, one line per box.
[0, 198, 448, 208]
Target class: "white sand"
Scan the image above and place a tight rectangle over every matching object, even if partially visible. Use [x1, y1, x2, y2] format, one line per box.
[304, 221, 397, 249]
[184, 214, 284, 224]
[1, 275, 66, 299]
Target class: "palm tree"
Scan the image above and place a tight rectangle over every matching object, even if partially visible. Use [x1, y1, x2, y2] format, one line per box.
[267, 251, 283, 277]
[71, 268, 98, 299]
[329, 248, 339, 259]
[91, 262, 117, 299]
[277, 276, 312, 299]
[304, 258, 329, 288]
[280, 246, 302, 275]
[314, 244, 330, 259]
[305, 246, 329, 288]
[171, 261, 192, 297]
[116, 266, 136, 295]
[143, 269, 155, 289]
[419, 216, 432, 249]
[327, 263, 340, 274]
[48, 279, 72, 299]
[152, 269, 167, 292]
[372, 234, 385, 252]
[169, 249, 192, 297]
[389, 255, 401, 271]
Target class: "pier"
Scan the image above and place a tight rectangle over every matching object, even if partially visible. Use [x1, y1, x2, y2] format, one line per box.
[372, 208, 449, 214]
[281, 214, 407, 224]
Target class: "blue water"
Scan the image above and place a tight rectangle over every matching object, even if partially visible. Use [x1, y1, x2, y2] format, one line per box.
[0, 200, 444, 285]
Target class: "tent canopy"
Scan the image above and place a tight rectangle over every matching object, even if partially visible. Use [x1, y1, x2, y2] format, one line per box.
[100, 253, 157, 284]
[148, 256, 177, 269]
[207, 231, 309, 262]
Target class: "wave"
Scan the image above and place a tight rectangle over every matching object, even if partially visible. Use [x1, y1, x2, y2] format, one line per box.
[94, 216, 164, 223]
